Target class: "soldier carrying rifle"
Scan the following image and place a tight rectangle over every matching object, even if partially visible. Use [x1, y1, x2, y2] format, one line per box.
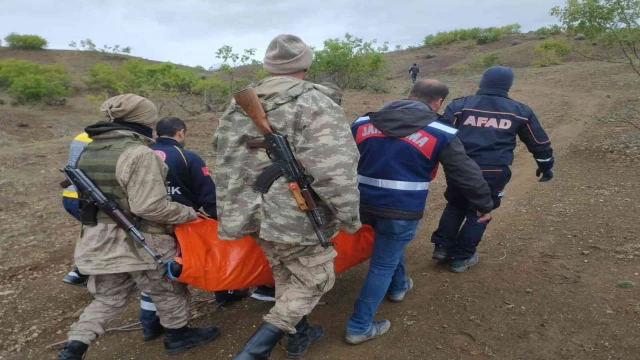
[57, 94, 218, 360]
[214, 34, 362, 359]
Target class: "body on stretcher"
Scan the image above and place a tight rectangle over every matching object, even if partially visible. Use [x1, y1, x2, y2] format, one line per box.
[167, 217, 375, 292]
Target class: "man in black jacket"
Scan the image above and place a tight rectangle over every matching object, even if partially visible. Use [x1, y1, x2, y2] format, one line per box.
[431, 66, 554, 273]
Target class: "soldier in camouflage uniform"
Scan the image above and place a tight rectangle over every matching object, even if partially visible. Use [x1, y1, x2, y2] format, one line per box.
[213, 34, 361, 359]
[58, 94, 219, 360]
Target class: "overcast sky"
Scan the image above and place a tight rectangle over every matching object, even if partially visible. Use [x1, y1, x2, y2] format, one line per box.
[1, 0, 564, 67]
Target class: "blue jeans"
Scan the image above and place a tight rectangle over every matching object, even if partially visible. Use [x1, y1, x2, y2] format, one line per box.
[62, 197, 81, 221]
[346, 216, 419, 334]
[411, 74, 417, 83]
[431, 166, 511, 259]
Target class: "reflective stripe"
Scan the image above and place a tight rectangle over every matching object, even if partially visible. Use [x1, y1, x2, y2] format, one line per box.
[62, 189, 79, 198]
[358, 175, 428, 191]
[354, 116, 370, 124]
[140, 294, 157, 311]
[428, 122, 458, 135]
[536, 157, 553, 162]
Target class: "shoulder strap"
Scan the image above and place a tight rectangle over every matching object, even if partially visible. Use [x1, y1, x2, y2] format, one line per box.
[173, 146, 188, 166]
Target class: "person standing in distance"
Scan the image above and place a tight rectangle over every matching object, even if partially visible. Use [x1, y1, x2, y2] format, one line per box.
[345, 79, 493, 344]
[214, 34, 361, 359]
[409, 63, 420, 83]
[57, 94, 219, 360]
[431, 66, 554, 272]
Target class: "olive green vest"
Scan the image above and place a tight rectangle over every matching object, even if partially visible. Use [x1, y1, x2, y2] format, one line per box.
[77, 135, 170, 234]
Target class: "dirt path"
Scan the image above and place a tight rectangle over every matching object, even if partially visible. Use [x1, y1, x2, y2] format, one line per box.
[1, 62, 639, 360]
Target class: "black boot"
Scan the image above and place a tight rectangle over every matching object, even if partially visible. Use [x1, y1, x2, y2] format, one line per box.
[232, 322, 285, 360]
[286, 316, 324, 359]
[142, 319, 164, 341]
[57, 341, 88, 360]
[163, 325, 220, 355]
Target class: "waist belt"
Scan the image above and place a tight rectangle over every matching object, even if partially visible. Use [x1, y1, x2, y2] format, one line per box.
[96, 214, 173, 235]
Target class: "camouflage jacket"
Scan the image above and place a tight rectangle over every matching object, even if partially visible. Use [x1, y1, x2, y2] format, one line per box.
[213, 76, 361, 245]
[75, 129, 197, 274]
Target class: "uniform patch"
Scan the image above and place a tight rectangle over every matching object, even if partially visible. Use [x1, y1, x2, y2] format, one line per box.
[400, 130, 437, 159]
[355, 123, 385, 143]
[154, 150, 167, 161]
[201, 167, 210, 176]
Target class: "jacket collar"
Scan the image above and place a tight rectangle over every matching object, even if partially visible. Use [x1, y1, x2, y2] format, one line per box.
[155, 137, 183, 148]
[476, 88, 511, 99]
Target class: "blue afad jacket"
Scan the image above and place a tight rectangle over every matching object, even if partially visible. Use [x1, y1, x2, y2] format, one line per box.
[151, 137, 217, 218]
[352, 100, 493, 219]
[444, 88, 554, 170]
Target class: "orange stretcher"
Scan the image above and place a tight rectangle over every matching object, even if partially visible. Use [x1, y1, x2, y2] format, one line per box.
[172, 218, 375, 292]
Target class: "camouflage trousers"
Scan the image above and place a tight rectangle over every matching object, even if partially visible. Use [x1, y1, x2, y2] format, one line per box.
[255, 237, 337, 334]
[67, 269, 190, 344]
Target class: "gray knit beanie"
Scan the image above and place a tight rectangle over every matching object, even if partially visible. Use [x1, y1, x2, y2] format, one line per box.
[263, 34, 313, 74]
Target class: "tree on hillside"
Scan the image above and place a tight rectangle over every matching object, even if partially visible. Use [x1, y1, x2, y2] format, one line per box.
[308, 33, 389, 92]
[214, 46, 258, 93]
[70, 39, 132, 55]
[551, 0, 640, 76]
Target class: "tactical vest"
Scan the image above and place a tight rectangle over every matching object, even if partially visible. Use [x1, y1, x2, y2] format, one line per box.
[77, 135, 171, 234]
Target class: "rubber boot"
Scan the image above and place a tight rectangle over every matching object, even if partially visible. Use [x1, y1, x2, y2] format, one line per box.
[57, 341, 88, 360]
[286, 316, 324, 359]
[163, 325, 220, 355]
[142, 319, 164, 341]
[232, 322, 285, 360]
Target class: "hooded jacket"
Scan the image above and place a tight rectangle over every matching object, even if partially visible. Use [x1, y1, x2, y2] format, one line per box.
[213, 76, 361, 244]
[352, 100, 493, 219]
[74, 123, 197, 274]
[444, 88, 554, 170]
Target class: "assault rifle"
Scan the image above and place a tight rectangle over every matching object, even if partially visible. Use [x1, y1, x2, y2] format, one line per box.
[60, 165, 165, 264]
[233, 87, 335, 249]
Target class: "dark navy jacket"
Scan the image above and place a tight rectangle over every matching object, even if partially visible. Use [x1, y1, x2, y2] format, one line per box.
[151, 137, 217, 218]
[444, 88, 554, 170]
[352, 100, 493, 219]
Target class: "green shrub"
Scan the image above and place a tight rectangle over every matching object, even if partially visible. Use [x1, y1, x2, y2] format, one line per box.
[424, 24, 520, 48]
[86, 63, 124, 94]
[536, 39, 571, 57]
[532, 49, 562, 67]
[8, 73, 70, 104]
[473, 52, 501, 69]
[534, 25, 564, 37]
[4, 33, 48, 50]
[0, 59, 71, 104]
[253, 68, 269, 81]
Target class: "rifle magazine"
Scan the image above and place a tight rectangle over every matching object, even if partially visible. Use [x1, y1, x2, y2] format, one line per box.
[253, 163, 283, 194]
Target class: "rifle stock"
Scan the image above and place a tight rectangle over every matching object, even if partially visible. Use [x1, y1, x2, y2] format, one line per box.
[233, 88, 271, 135]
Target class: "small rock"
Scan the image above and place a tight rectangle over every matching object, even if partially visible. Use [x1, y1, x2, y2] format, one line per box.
[574, 34, 586, 40]
[582, 251, 590, 255]
[424, 53, 437, 59]
[0, 291, 16, 296]
[526, 289, 534, 294]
